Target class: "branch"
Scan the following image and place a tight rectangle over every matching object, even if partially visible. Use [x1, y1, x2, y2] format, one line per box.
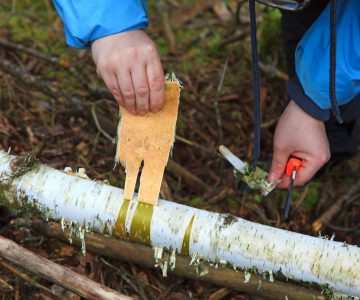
[0, 55, 82, 108]
[0, 235, 131, 300]
[0, 259, 56, 298]
[0, 38, 114, 100]
[312, 177, 360, 232]
[167, 159, 211, 192]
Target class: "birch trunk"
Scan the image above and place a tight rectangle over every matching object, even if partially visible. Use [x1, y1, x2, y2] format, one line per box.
[30, 219, 324, 300]
[0, 150, 359, 297]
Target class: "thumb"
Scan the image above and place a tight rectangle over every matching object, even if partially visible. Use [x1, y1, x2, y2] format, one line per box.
[268, 148, 289, 182]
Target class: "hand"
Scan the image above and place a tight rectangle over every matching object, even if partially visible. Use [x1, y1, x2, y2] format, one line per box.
[91, 30, 165, 116]
[268, 100, 330, 188]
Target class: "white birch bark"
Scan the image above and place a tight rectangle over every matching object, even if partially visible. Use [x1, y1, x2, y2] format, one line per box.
[0, 150, 359, 297]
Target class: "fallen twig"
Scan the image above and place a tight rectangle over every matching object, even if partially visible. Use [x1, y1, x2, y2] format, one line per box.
[0, 38, 113, 100]
[175, 135, 221, 157]
[0, 259, 60, 299]
[213, 57, 228, 144]
[0, 235, 132, 300]
[0, 55, 82, 108]
[0, 276, 13, 292]
[312, 177, 360, 232]
[157, 3, 177, 54]
[167, 159, 212, 192]
[91, 102, 115, 143]
[100, 258, 149, 300]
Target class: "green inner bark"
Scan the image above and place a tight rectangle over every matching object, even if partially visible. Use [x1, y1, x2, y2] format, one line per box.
[181, 215, 195, 255]
[129, 202, 154, 245]
[112, 199, 130, 238]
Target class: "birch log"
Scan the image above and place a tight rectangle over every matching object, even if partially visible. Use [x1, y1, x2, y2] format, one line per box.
[30, 220, 324, 300]
[0, 151, 360, 297]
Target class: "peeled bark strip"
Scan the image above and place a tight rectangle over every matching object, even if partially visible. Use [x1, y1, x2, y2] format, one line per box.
[0, 235, 131, 300]
[116, 75, 180, 205]
[0, 150, 360, 297]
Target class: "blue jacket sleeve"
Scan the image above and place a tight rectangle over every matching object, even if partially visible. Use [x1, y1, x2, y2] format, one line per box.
[286, 0, 360, 120]
[53, 0, 149, 48]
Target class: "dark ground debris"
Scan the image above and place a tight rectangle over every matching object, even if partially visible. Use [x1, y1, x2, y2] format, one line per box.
[0, 1, 359, 299]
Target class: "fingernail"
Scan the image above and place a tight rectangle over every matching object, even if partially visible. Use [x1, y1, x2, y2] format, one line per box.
[151, 107, 160, 113]
[137, 110, 147, 116]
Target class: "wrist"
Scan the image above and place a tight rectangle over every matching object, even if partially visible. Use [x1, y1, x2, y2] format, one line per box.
[288, 100, 325, 127]
[286, 77, 330, 121]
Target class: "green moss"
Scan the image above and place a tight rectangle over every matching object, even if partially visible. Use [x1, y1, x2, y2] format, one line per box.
[343, 176, 355, 187]
[10, 155, 39, 180]
[0, 154, 40, 211]
[180, 47, 211, 73]
[230, 110, 243, 122]
[257, 8, 286, 71]
[226, 197, 239, 209]
[175, 28, 201, 46]
[302, 181, 322, 210]
[222, 213, 236, 226]
[189, 197, 207, 208]
[249, 193, 263, 203]
[156, 37, 169, 56]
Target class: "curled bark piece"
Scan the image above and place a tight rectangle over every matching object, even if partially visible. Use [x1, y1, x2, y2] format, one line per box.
[0, 151, 359, 297]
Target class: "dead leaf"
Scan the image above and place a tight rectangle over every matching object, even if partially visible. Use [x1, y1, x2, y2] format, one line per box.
[59, 244, 75, 257]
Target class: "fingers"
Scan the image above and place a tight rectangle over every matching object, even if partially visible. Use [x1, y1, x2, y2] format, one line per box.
[291, 162, 314, 187]
[292, 155, 329, 187]
[131, 66, 150, 116]
[146, 46, 165, 112]
[99, 72, 125, 107]
[116, 68, 136, 115]
[276, 154, 330, 189]
[111, 47, 164, 116]
[268, 147, 289, 183]
[268, 100, 330, 190]
[92, 31, 164, 116]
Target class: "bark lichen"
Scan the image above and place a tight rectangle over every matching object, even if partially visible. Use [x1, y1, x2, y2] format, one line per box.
[0, 154, 39, 206]
[59, 218, 89, 256]
[154, 247, 176, 277]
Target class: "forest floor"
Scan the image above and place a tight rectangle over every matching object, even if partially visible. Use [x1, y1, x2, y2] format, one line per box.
[0, 0, 359, 299]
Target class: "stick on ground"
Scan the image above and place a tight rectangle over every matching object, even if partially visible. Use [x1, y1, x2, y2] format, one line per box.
[0, 235, 132, 300]
[312, 177, 360, 232]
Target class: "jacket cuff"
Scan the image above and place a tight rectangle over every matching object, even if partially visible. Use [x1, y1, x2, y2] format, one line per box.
[65, 23, 148, 49]
[53, 0, 149, 49]
[286, 76, 330, 121]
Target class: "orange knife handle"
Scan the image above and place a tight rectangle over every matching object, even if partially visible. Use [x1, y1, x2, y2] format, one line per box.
[285, 157, 302, 177]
